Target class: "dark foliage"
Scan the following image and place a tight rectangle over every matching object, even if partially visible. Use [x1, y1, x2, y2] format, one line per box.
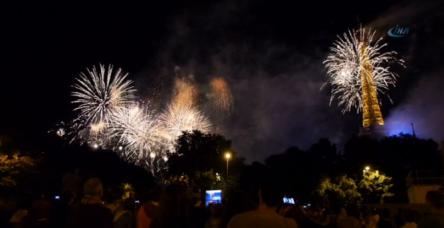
[167, 130, 233, 176]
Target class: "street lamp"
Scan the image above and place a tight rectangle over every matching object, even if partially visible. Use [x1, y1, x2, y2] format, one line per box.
[363, 165, 371, 173]
[224, 151, 232, 177]
[91, 142, 99, 150]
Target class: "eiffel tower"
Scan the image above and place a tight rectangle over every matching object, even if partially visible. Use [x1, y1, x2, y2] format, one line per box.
[359, 42, 385, 135]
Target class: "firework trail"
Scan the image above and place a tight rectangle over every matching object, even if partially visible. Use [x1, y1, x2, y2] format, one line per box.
[209, 77, 233, 112]
[323, 27, 404, 113]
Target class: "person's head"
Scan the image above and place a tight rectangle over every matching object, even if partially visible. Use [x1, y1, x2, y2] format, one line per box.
[258, 178, 281, 208]
[426, 190, 444, 209]
[83, 178, 103, 199]
[151, 184, 191, 228]
[159, 184, 191, 217]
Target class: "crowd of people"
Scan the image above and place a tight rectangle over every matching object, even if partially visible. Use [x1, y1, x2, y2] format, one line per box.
[6, 175, 444, 228]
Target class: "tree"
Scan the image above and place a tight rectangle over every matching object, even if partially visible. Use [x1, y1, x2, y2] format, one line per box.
[0, 152, 36, 188]
[359, 168, 394, 204]
[265, 143, 342, 198]
[343, 135, 442, 202]
[317, 175, 362, 208]
[309, 138, 337, 160]
[167, 131, 233, 190]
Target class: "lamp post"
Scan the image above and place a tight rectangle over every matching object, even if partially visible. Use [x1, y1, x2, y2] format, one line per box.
[224, 152, 232, 177]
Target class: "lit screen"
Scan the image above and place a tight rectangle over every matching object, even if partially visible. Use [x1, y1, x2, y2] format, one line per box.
[283, 197, 295, 204]
[205, 190, 222, 206]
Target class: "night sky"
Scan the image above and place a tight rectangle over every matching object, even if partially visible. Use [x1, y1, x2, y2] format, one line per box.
[2, 0, 444, 161]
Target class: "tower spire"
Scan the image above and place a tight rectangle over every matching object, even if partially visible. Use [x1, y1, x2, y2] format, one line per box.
[359, 42, 384, 129]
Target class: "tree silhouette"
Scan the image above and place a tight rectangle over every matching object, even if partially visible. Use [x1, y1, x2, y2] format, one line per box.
[166, 130, 237, 191]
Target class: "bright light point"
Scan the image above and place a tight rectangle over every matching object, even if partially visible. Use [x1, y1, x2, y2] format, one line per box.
[92, 143, 99, 149]
[162, 156, 168, 162]
[224, 152, 232, 160]
[118, 146, 123, 151]
[364, 166, 370, 171]
[56, 128, 65, 137]
[149, 152, 156, 159]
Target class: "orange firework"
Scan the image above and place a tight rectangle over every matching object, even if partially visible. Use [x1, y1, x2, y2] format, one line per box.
[172, 77, 198, 108]
[209, 77, 233, 112]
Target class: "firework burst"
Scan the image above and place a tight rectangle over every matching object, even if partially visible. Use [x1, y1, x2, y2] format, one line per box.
[160, 103, 211, 147]
[110, 104, 167, 163]
[71, 64, 136, 127]
[68, 65, 220, 173]
[323, 28, 404, 113]
[172, 77, 198, 108]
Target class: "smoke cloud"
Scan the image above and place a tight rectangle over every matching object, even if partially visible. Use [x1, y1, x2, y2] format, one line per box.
[132, 1, 353, 162]
[134, 0, 443, 161]
[385, 71, 444, 140]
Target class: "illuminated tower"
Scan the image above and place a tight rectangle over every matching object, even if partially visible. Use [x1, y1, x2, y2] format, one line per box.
[359, 42, 384, 129]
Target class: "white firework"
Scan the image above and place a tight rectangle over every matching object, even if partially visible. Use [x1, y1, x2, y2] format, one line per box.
[71, 64, 136, 127]
[110, 104, 167, 164]
[67, 66, 218, 173]
[160, 103, 212, 150]
[323, 27, 404, 113]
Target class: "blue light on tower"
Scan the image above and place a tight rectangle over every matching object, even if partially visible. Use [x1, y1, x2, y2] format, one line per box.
[385, 119, 415, 136]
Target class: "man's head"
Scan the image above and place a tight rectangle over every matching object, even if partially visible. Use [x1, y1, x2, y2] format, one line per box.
[258, 178, 281, 208]
[426, 190, 444, 209]
[83, 178, 103, 198]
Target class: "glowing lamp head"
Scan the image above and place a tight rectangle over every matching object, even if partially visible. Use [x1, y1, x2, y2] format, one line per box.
[92, 143, 99, 150]
[224, 152, 232, 160]
[149, 152, 156, 159]
[364, 166, 371, 172]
